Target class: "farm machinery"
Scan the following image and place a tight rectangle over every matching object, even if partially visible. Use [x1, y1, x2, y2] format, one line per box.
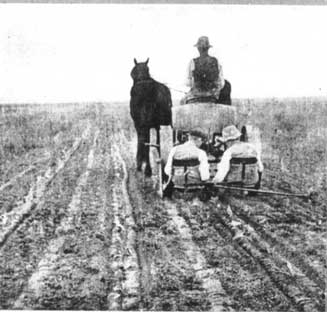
[148, 101, 316, 202]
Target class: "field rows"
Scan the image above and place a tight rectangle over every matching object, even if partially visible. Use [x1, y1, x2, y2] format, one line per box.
[0, 104, 325, 311]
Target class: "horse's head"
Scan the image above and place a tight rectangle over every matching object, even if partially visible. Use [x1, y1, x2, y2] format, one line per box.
[131, 58, 151, 82]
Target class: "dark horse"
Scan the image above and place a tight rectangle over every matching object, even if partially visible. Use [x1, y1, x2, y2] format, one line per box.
[130, 58, 172, 176]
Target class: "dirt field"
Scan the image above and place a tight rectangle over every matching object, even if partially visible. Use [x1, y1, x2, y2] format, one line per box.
[0, 100, 326, 311]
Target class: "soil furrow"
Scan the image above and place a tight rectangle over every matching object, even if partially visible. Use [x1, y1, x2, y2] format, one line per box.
[116, 130, 153, 308]
[228, 202, 324, 303]
[116, 144, 140, 310]
[107, 143, 140, 310]
[1, 103, 319, 311]
[175, 197, 297, 312]
[229, 197, 325, 290]
[0, 123, 91, 248]
[107, 189, 125, 309]
[125, 166, 156, 309]
[25, 126, 115, 309]
[13, 128, 99, 309]
[0, 165, 36, 193]
[210, 203, 323, 312]
[164, 200, 231, 312]
[125, 170, 213, 310]
[118, 131, 213, 311]
[0, 169, 39, 215]
[0, 131, 91, 308]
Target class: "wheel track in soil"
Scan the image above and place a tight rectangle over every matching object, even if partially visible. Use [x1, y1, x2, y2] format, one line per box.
[13, 127, 100, 309]
[123, 161, 155, 309]
[106, 141, 140, 310]
[117, 131, 179, 308]
[0, 165, 36, 193]
[208, 201, 324, 312]
[0, 122, 91, 249]
[112, 121, 153, 309]
[164, 200, 232, 312]
[118, 131, 232, 311]
[176, 199, 299, 311]
[228, 197, 326, 291]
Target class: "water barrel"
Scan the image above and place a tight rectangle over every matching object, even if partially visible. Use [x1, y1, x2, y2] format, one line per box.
[172, 103, 237, 136]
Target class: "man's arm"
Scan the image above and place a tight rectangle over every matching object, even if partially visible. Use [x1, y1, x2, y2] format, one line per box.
[257, 154, 264, 173]
[198, 150, 210, 181]
[218, 63, 225, 88]
[213, 149, 232, 183]
[216, 62, 225, 92]
[164, 147, 176, 176]
[186, 59, 195, 88]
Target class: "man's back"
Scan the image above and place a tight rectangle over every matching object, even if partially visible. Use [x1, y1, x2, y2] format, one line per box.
[172, 141, 205, 160]
[165, 141, 210, 183]
[227, 142, 260, 159]
[214, 142, 264, 183]
[193, 56, 219, 91]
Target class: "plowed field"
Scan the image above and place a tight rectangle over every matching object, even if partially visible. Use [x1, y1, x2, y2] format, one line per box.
[0, 101, 326, 311]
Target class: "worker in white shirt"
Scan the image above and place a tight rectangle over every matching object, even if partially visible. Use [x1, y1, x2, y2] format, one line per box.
[164, 129, 210, 185]
[213, 125, 264, 185]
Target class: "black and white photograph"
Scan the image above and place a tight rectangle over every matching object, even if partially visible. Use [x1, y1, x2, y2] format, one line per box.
[0, 1, 326, 311]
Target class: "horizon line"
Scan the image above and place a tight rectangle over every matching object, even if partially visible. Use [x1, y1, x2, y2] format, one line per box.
[0, 95, 326, 106]
[0, 1, 326, 4]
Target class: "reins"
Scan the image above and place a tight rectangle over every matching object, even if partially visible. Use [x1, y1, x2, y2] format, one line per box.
[162, 83, 187, 95]
[134, 80, 187, 95]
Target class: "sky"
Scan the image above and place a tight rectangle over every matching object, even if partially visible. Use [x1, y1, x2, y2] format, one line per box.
[0, 4, 326, 103]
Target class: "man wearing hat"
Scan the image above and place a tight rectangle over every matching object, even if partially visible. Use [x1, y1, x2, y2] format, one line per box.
[183, 36, 225, 104]
[213, 125, 264, 184]
[164, 128, 210, 186]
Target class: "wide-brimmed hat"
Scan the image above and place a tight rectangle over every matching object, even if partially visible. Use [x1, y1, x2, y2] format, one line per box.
[194, 36, 212, 49]
[220, 125, 241, 142]
[189, 129, 207, 140]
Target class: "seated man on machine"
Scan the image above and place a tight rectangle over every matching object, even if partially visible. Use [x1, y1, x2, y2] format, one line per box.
[213, 125, 264, 188]
[182, 36, 225, 105]
[164, 129, 210, 196]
